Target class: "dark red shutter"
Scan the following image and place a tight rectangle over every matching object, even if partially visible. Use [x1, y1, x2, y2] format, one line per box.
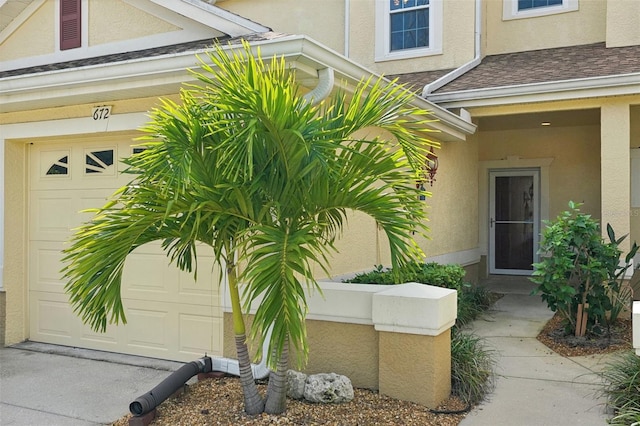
[60, 0, 81, 50]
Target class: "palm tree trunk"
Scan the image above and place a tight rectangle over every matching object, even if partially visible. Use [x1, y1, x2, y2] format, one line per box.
[264, 338, 289, 414]
[235, 333, 265, 414]
[228, 261, 264, 415]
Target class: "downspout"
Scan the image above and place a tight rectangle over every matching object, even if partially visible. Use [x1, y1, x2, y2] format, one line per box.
[129, 327, 273, 417]
[344, 0, 350, 57]
[210, 325, 273, 379]
[422, 0, 482, 97]
[129, 356, 213, 416]
[303, 67, 335, 106]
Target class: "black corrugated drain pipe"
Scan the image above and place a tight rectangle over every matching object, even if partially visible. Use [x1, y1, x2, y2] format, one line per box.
[129, 356, 212, 417]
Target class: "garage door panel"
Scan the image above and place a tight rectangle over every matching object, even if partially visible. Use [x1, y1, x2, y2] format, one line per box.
[29, 292, 76, 342]
[30, 192, 78, 242]
[124, 307, 172, 353]
[176, 258, 221, 304]
[121, 251, 177, 300]
[79, 323, 119, 346]
[30, 243, 66, 293]
[179, 311, 223, 357]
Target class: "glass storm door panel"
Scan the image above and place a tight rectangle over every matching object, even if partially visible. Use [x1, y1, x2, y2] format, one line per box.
[489, 170, 540, 275]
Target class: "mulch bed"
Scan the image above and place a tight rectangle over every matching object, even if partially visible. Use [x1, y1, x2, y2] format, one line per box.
[536, 313, 632, 357]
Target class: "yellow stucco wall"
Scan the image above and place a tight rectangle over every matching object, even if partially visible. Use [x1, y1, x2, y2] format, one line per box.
[0, 0, 180, 62]
[0, 96, 175, 126]
[606, 0, 640, 48]
[223, 0, 345, 54]
[88, 0, 179, 45]
[223, 0, 476, 76]
[4, 140, 27, 345]
[484, 0, 605, 55]
[1, 1, 54, 61]
[478, 124, 601, 220]
[223, 312, 450, 400]
[378, 329, 451, 408]
[420, 136, 479, 258]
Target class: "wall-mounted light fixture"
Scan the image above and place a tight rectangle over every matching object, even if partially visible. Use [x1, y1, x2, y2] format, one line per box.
[416, 146, 438, 200]
[424, 146, 438, 186]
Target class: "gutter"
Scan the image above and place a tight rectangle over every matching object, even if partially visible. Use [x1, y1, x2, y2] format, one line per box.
[426, 71, 640, 109]
[422, 0, 482, 97]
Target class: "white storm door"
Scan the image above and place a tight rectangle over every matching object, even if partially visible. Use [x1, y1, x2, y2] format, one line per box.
[489, 169, 540, 275]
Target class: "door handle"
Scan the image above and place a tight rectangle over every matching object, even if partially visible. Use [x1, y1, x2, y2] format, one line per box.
[490, 218, 495, 228]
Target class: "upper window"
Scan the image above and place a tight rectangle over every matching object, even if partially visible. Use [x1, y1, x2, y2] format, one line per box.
[518, 0, 563, 10]
[60, 0, 81, 50]
[503, 0, 578, 20]
[375, 0, 443, 62]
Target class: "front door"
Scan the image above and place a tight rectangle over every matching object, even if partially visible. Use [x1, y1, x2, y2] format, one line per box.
[489, 169, 540, 275]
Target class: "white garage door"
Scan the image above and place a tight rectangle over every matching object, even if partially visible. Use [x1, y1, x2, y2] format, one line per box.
[29, 138, 224, 362]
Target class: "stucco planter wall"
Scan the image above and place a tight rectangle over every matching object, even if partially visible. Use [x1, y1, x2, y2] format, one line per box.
[222, 281, 457, 408]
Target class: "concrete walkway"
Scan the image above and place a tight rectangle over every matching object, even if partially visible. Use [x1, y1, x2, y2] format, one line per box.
[460, 277, 613, 426]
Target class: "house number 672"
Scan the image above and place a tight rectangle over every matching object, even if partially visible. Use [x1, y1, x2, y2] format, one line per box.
[92, 106, 112, 121]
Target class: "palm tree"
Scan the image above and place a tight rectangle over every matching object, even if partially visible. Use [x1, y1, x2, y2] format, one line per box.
[62, 40, 436, 415]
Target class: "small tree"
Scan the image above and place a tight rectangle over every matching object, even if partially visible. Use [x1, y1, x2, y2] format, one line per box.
[62, 41, 436, 415]
[531, 201, 638, 336]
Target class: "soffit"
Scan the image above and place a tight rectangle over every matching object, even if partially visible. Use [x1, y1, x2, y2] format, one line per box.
[0, 0, 31, 34]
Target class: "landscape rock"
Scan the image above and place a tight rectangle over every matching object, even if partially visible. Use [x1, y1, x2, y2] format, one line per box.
[302, 373, 354, 404]
[286, 370, 307, 400]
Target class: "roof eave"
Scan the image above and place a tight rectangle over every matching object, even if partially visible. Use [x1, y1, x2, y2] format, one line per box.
[425, 72, 640, 109]
[1, 34, 475, 142]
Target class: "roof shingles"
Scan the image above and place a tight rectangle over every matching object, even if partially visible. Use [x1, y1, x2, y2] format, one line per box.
[390, 42, 640, 95]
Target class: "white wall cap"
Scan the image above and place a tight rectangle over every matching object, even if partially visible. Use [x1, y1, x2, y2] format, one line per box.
[633, 301, 640, 355]
[305, 281, 384, 325]
[372, 283, 457, 336]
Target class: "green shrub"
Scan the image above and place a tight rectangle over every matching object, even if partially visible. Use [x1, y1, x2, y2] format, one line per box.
[451, 329, 496, 405]
[531, 201, 638, 336]
[345, 261, 466, 292]
[609, 406, 640, 426]
[599, 350, 640, 423]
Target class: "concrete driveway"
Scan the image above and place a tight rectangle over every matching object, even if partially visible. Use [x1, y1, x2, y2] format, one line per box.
[0, 342, 185, 425]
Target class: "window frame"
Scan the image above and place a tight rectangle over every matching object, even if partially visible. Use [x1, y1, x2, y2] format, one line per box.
[503, 0, 578, 20]
[375, 0, 443, 62]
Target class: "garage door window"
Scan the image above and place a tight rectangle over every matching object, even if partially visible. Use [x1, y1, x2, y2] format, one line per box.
[85, 149, 115, 175]
[46, 155, 69, 176]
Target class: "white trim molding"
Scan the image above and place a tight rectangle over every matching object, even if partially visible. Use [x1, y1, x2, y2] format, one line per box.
[503, 0, 578, 21]
[424, 247, 480, 267]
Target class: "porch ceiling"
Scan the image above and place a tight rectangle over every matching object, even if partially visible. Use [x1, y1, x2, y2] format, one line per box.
[477, 109, 601, 131]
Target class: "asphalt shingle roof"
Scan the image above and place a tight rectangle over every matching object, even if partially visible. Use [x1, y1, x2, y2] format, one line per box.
[390, 42, 640, 95]
[0, 32, 289, 79]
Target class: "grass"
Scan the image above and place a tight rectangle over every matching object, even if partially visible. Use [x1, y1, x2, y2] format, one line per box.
[599, 350, 640, 425]
[451, 329, 496, 405]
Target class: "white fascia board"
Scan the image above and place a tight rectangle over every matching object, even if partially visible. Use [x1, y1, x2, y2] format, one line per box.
[150, 0, 270, 36]
[426, 72, 640, 109]
[0, 49, 206, 109]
